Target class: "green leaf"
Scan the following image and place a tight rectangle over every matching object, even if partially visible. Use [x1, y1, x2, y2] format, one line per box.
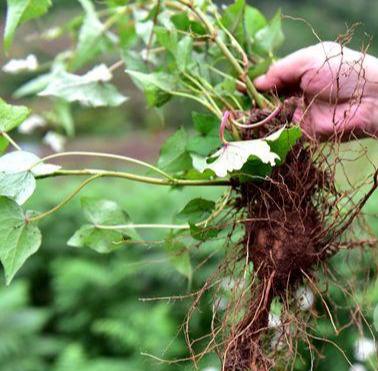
[39, 66, 127, 107]
[255, 10, 284, 55]
[81, 197, 129, 226]
[176, 198, 215, 224]
[0, 137, 9, 154]
[221, 0, 245, 37]
[165, 239, 192, 280]
[126, 70, 177, 94]
[0, 197, 41, 284]
[155, 26, 178, 55]
[0, 98, 30, 132]
[68, 225, 123, 254]
[187, 112, 221, 157]
[157, 128, 192, 173]
[176, 36, 193, 71]
[192, 112, 219, 135]
[244, 6, 268, 39]
[68, 197, 138, 253]
[189, 223, 219, 242]
[248, 59, 272, 80]
[0, 150, 61, 176]
[4, 0, 52, 52]
[126, 70, 177, 108]
[171, 13, 206, 35]
[0, 171, 36, 205]
[71, 0, 112, 70]
[13, 72, 52, 98]
[268, 126, 302, 164]
[187, 135, 221, 157]
[238, 126, 302, 181]
[54, 99, 74, 137]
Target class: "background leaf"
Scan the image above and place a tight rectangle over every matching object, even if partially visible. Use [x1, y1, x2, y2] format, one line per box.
[176, 198, 215, 224]
[81, 197, 129, 226]
[68, 198, 138, 254]
[71, 0, 112, 70]
[255, 10, 284, 55]
[4, 0, 52, 52]
[39, 67, 128, 107]
[68, 225, 123, 254]
[0, 98, 30, 132]
[165, 239, 192, 281]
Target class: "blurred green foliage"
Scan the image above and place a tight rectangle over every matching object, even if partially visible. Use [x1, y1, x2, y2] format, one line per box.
[0, 1, 377, 370]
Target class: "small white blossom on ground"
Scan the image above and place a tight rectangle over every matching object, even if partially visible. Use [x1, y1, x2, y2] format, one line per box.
[295, 286, 314, 311]
[0, 151, 61, 176]
[354, 337, 376, 362]
[2, 55, 38, 74]
[43, 131, 66, 153]
[202, 367, 219, 371]
[18, 114, 46, 134]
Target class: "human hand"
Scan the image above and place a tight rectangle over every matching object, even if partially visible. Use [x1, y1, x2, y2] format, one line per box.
[254, 42, 378, 140]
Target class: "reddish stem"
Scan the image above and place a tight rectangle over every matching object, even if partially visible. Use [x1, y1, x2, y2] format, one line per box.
[220, 111, 232, 145]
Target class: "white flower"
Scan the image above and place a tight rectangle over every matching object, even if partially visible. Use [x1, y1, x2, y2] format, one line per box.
[43, 132, 66, 153]
[18, 114, 46, 134]
[194, 127, 285, 178]
[268, 313, 281, 329]
[2, 55, 38, 74]
[349, 364, 367, 371]
[354, 337, 376, 362]
[205, 139, 279, 178]
[202, 367, 219, 371]
[295, 286, 314, 311]
[0, 151, 61, 176]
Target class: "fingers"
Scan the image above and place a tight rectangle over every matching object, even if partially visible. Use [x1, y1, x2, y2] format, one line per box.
[254, 47, 313, 91]
[294, 99, 372, 141]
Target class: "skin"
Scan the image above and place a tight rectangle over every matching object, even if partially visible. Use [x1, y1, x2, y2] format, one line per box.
[254, 42, 378, 141]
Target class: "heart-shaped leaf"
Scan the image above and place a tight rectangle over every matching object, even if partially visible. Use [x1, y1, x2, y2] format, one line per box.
[176, 198, 215, 224]
[0, 197, 41, 284]
[0, 151, 61, 176]
[68, 198, 138, 254]
[0, 171, 35, 205]
[4, 0, 52, 52]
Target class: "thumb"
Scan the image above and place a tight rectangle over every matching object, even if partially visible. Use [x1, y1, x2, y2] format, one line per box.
[254, 47, 312, 91]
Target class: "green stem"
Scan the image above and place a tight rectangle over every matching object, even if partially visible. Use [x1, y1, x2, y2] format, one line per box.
[29, 175, 101, 223]
[96, 189, 232, 231]
[97, 223, 190, 230]
[177, 0, 272, 109]
[34, 151, 174, 181]
[35, 168, 231, 187]
[1, 131, 21, 150]
[183, 73, 224, 115]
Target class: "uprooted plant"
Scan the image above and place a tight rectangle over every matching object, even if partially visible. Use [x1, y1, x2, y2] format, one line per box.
[0, 0, 377, 369]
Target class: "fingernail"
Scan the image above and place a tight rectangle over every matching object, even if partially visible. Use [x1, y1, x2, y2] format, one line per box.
[253, 76, 266, 89]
